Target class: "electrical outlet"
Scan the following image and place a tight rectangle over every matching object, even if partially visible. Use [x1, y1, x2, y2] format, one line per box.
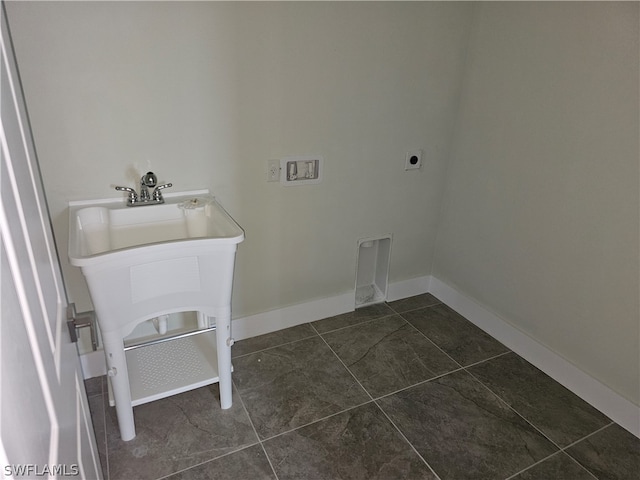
[267, 159, 280, 182]
[405, 150, 423, 170]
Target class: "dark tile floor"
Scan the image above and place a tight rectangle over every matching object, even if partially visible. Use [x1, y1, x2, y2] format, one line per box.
[86, 294, 640, 480]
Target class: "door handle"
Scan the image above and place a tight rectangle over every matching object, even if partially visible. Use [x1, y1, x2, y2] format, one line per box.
[66, 303, 98, 351]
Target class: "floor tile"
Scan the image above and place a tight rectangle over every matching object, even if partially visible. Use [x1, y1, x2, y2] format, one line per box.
[311, 303, 395, 334]
[167, 444, 276, 480]
[233, 336, 370, 439]
[403, 303, 509, 366]
[105, 384, 257, 480]
[263, 402, 436, 480]
[566, 424, 640, 480]
[232, 324, 317, 358]
[377, 370, 558, 480]
[510, 452, 596, 479]
[468, 352, 610, 447]
[387, 293, 441, 314]
[88, 394, 109, 480]
[322, 315, 458, 397]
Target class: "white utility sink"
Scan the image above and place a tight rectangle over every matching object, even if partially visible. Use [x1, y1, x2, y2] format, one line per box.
[68, 190, 244, 441]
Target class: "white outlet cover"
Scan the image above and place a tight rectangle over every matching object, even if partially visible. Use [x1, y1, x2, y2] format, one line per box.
[266, 159, 280, 182]
[405, 150, 422, 170]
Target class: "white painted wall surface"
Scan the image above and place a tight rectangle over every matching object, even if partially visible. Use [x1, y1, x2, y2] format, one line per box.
[432, 2, 639, 406]
[6, 2, 472, 352]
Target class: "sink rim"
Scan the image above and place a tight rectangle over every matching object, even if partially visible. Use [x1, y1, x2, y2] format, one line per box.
[68, 190, 244, 267]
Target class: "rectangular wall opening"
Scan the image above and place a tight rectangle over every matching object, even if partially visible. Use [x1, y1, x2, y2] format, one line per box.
[355, 235, 392, 308]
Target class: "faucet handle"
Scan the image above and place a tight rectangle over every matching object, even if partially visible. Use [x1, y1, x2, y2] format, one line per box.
[152, 183, 172, 202]
[115, 186, 138, 204]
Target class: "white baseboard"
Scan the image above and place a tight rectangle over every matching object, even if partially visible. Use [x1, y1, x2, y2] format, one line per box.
[79, 349, 107, 379]
[429, 276, 640, 438]
[387, 275, 431, 302]
[232, 291, 355, 341]
[232, 275, 432, 341]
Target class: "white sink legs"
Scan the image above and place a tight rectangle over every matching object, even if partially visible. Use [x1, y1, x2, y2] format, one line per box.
[102, 333, 135, 441]
[214, 308, 234, 410]
[102, 309, 233, 442]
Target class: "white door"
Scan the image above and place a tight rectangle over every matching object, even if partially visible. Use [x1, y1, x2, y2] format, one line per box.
[0, 3, 102, 479]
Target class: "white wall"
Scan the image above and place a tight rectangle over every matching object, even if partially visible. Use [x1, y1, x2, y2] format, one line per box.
[6, 1, 472, 329]
[432, 2, 639, 406]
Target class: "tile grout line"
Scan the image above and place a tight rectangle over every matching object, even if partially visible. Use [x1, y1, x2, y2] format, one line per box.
[326, 307, 596, 480]
[245, 317, 464, 450]
[461, 349, 512, 369]
[559, 421, 614, 450]
[316, 306, 468, 394]
[372, 399, 443, 480]
[463, 361, 616, 463]
[99, 378, 111, 480]
[502, 449, 598, 480]
[387, 300, 442, 316]
[155, 442, 264, 480]
[310, 321, 375, 403]
[464, 366, 566, 451]
[317, 306, 492, 404]
[321, 319, 411, 371]
[315, 315, 445, 480]
[394, 302, 613, 480]
[257, 399, 376, 444]
[313, 311, 398, 336]
[157, 381, 282, 480]
[459, 365, 609, 479]
[370, 366, 466, 403]
[231, 380, 282, 480]
[232, 328, 320, 359]
[399, 312, 467, 370]
[231, 321, 380, 468]
[553, 423, 617, 480]
[503, 421, 613, 480]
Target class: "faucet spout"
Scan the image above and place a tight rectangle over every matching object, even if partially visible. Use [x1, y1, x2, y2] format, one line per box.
[140, 172, 157, 202]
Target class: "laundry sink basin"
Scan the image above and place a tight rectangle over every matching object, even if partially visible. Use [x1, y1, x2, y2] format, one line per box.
[69, 190, 243, 267]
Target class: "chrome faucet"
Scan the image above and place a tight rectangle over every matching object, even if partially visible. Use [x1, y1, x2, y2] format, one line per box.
[139, 171, 156, 202]
[115, 171, 172, 206]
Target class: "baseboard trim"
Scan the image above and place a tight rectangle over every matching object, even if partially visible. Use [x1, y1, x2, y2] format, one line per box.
[232, 275, 433, 341]
[232, 292, 355, 341]
[79, 349, 107, 380]
[387, 275, 431, 302]
[429, 276, 640, 438]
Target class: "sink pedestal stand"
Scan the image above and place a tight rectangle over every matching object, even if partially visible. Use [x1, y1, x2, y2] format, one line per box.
[102, 308, 232, 442]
